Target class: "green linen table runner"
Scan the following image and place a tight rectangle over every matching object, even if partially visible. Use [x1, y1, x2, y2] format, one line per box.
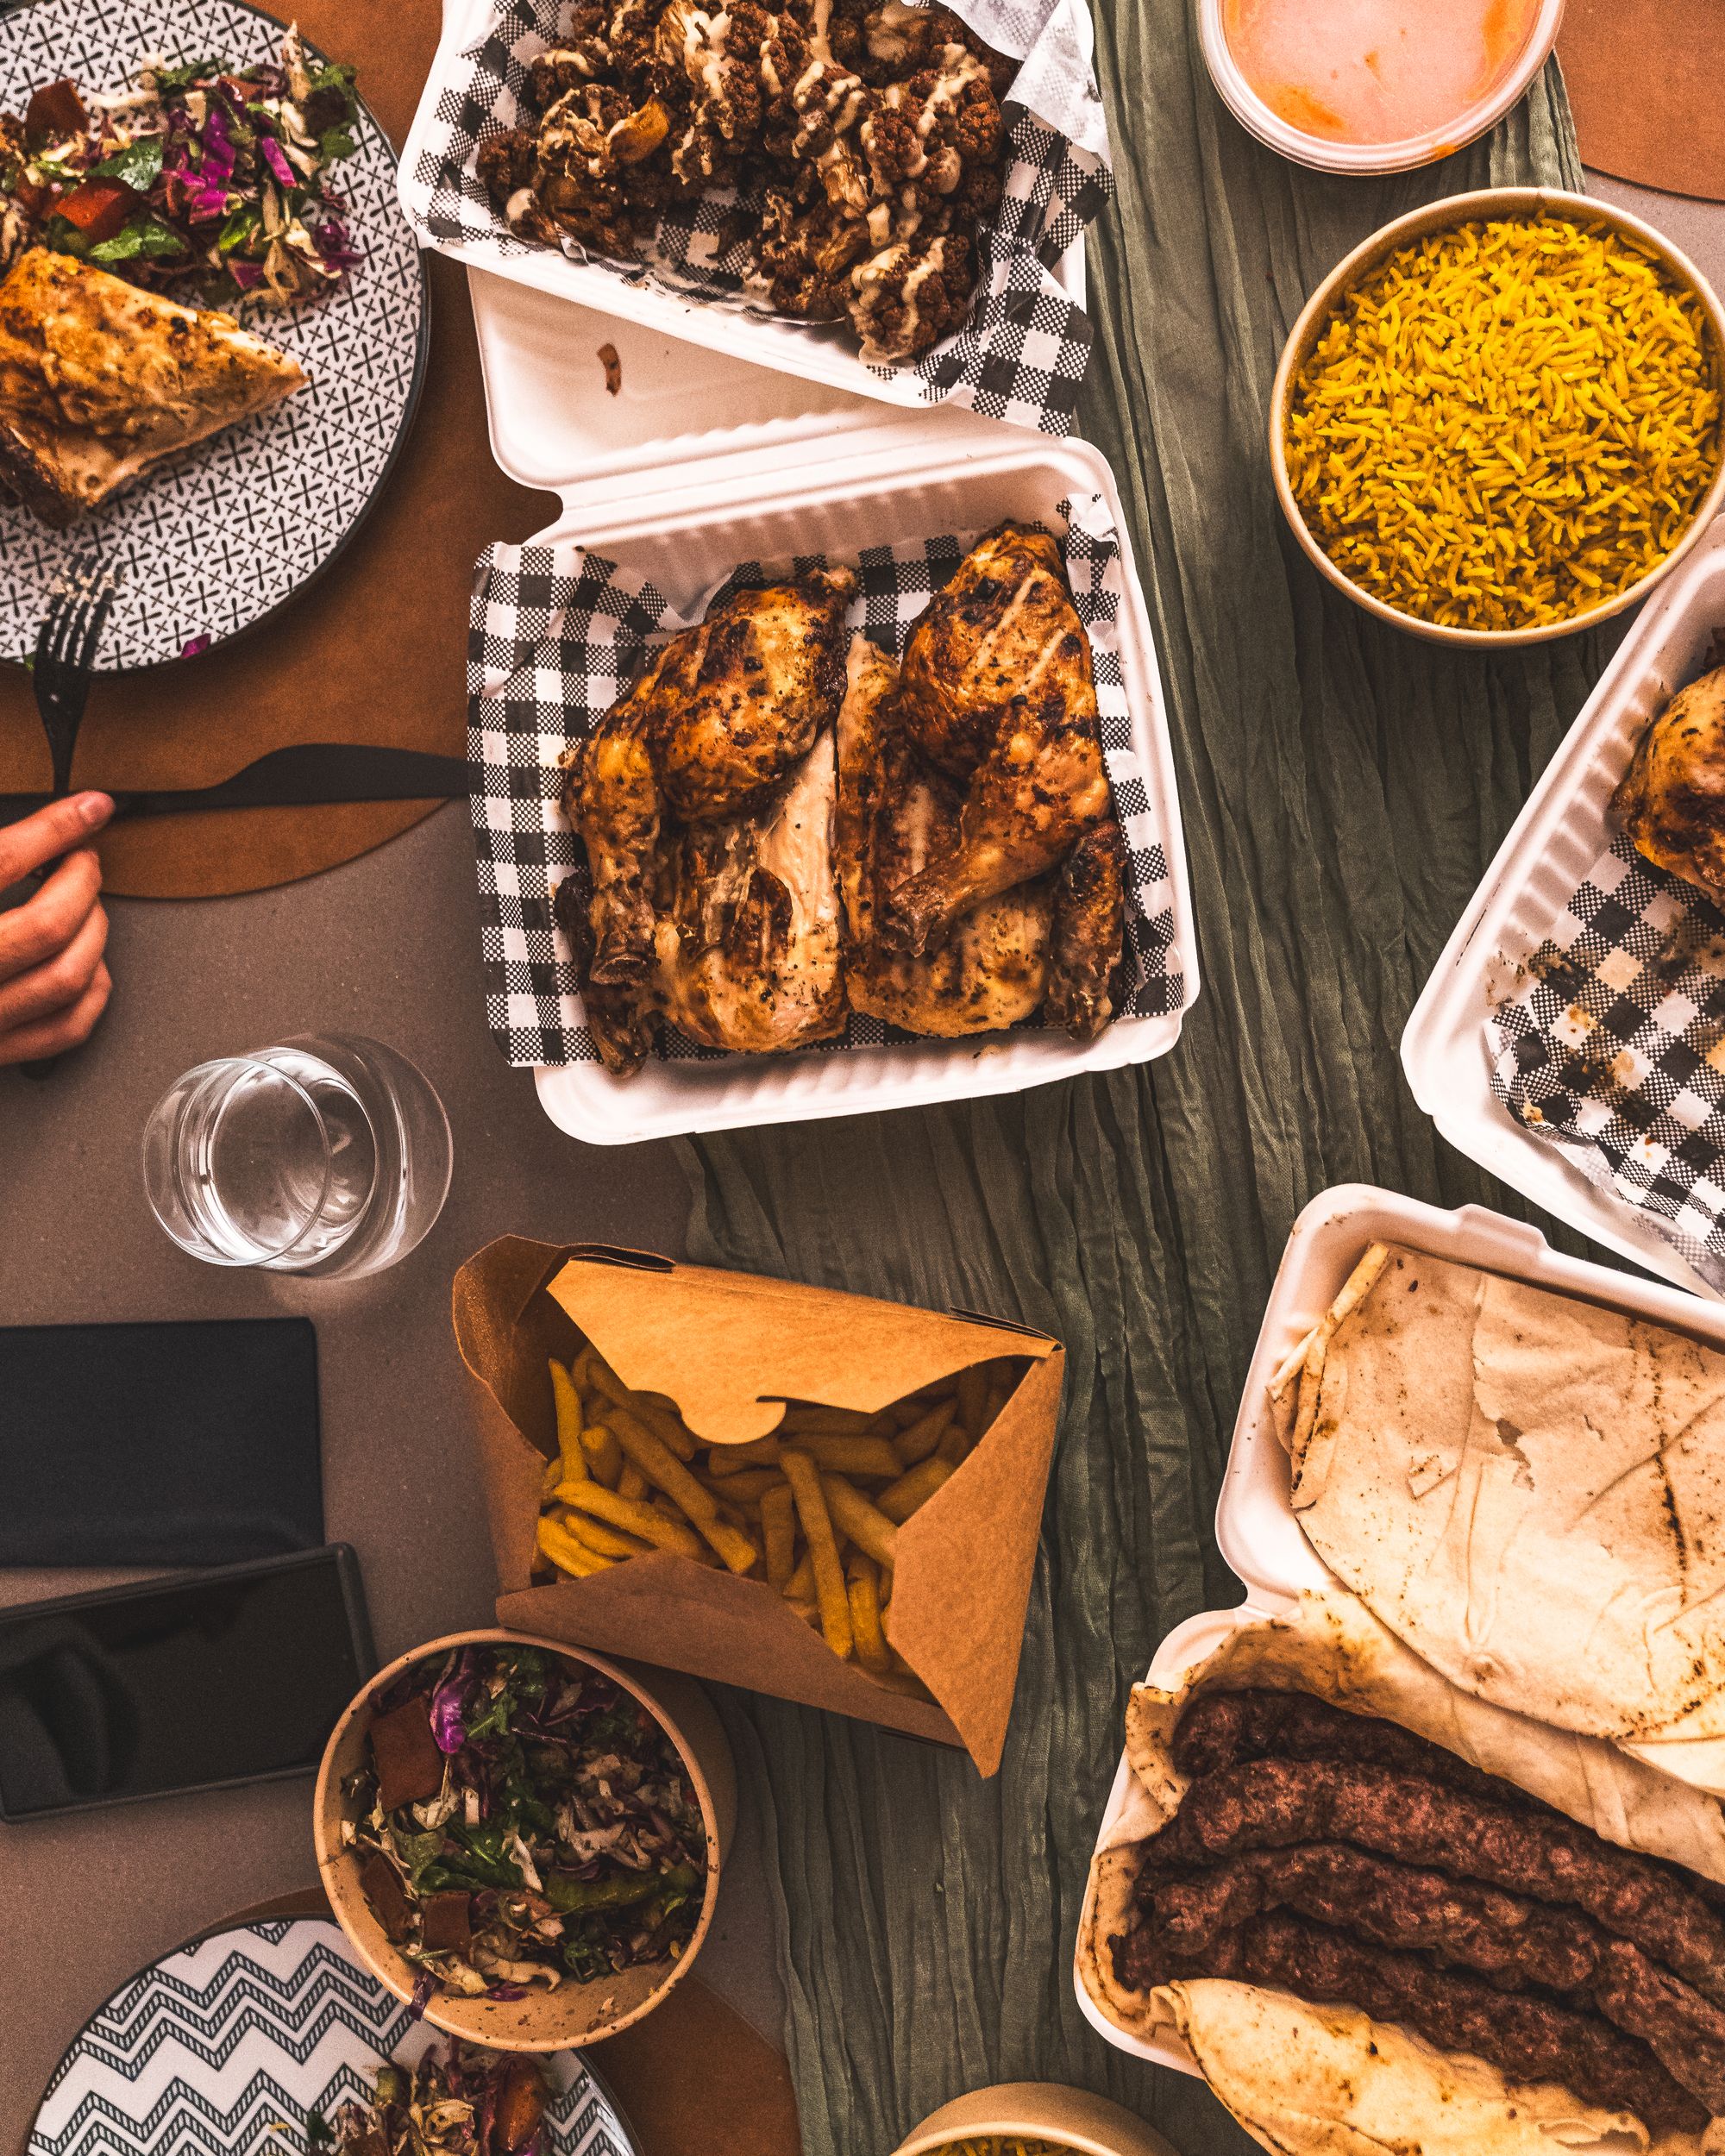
[682, 16, 1618, 2151]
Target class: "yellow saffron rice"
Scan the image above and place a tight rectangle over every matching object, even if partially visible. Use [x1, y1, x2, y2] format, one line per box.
[1283, 214, 1723, 633]
[926, 2142, 1074, 2155]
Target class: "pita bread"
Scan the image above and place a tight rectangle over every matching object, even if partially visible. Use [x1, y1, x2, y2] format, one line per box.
[1154, 1981, 1703, 2156]
[1287, 1244, 1725, 1766]
[0, 248, 304, 523]
[1077, 1593, 1725, 2155]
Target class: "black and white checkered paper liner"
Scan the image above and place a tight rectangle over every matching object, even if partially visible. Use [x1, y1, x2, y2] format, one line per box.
[468, 492, 1186, 1067]
[1486, 833, 1725, 1288]
[407, 0, 1112, 436]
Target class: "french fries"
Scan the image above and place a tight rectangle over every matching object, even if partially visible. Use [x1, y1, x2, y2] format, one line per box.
[560, 1481, 708, 1558]
[878, 1455, 951, 1523]
[781, 1448, 851, 1658]
[846, 1553, 889, 1676]
[549, 1359, 586, 1485]
[819, 1471, 899, 1570]
[762, 1482, 796, 1590]
[530, 1349, 1029, 1700]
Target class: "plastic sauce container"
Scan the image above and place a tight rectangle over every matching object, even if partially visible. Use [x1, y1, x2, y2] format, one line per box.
[1198, 0, 1566, 174]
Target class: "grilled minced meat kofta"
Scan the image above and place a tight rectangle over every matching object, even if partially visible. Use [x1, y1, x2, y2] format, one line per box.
[1110, 1689, 1725, 2134]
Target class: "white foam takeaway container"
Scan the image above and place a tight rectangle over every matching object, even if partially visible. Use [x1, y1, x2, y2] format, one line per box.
[1076, 1179, 1725, 2075]
[464, 267, 1199, 1144]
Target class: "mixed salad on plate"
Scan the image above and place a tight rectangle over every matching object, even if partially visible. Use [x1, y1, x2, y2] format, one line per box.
[0, 23, 361, 306]
[308, 2044, 552, 2156]
[343, 1643, 708, 2000]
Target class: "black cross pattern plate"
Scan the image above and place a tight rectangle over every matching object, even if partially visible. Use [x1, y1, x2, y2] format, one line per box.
[0, 0, 429, 671]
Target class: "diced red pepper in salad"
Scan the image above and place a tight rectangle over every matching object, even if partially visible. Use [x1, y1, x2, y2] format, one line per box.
[53, 178, 138, 242]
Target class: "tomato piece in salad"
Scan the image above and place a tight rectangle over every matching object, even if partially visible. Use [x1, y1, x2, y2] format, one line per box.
[53, 178, 137, 241]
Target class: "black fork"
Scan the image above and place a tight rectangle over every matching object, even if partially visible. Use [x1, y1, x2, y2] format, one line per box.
[32, 555, 120, 800]
[17, 558, 120, 1078]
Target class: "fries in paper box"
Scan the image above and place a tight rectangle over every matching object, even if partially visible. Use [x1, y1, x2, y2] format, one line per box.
[451, 1238, 1066, 1775]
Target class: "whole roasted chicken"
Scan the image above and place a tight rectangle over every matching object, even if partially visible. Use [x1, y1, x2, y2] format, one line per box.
[561, 567, 854, 1074]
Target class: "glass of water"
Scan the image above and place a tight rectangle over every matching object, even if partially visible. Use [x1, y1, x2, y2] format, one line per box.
[142, 1034, 453, 1277]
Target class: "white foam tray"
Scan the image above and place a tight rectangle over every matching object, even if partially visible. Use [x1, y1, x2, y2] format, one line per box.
[401, 0, 1087, 411]
[461, 267, 1197, 1143]
[1074, 1177, 1725, 2075]
[1402, 516, 1725, 1300]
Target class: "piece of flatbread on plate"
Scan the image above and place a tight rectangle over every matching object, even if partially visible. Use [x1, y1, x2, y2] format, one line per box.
[1281, 1243, 1725, 1782]
[0, 246, 304, 523]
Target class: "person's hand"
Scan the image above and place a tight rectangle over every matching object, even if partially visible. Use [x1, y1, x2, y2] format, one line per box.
[0, 793, 115, 1066]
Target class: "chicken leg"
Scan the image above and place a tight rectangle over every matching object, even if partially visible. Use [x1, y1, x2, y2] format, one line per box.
[1044, 822, 1126, 1039]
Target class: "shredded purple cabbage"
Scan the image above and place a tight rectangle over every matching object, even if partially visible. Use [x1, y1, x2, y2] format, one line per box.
[179, 634, 210, 660]
[407, 1970, 435, 2021]
[260, 135, 296, 191]
[430, 1672, 471, 1756]
[200, 99, 237, 184]
[310, 219, 365, 269]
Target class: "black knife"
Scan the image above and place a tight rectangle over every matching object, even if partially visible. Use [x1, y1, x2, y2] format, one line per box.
[0, 743, 479, 823]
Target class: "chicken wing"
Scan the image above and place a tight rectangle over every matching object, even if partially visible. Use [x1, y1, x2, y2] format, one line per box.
[881, 523, 1112, 954]
[1613, 663, 1725, 910]
[837, 635, 1051, 1034]
[1044, 823, 1126, 1040]
[648, 567, 856, 823]
[656, 731, 848, 1053]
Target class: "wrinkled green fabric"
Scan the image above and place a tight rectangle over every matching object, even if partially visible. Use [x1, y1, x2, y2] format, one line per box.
[678, 27, 1619, 2156]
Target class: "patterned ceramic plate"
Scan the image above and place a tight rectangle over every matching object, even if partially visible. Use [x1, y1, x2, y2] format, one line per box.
[0, 0, 428, 671]
[27, 1920, 637, 2156]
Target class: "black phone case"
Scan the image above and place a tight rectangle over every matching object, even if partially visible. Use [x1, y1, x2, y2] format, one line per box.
[0, 1545, 376, 1822]
[0, 1314, 323, 1568]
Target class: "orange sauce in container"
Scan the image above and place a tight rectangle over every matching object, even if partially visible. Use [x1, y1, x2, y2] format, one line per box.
[1221, 0, 1543, 145]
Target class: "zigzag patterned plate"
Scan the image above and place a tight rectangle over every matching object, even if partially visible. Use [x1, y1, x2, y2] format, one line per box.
[0, 0, 428, 671]
[28, 1920, 637, 2156]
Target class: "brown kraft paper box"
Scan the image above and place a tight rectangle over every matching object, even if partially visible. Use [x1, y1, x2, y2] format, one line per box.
[451, 1237, 1066, 1777]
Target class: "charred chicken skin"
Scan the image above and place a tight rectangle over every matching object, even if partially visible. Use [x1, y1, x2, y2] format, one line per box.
[476, 0, 1011, 363]
[837, 635, 1054, 1035]
[882, 523, 1113, 959]
[648, 567, 855, 822]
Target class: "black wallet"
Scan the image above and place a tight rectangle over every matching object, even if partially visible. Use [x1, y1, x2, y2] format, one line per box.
[0, 1316, 322, 1566]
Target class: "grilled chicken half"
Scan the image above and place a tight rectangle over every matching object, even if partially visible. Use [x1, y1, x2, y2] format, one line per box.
[881, 523, 1112, 956]
[0, 248, 304, 523]
[1613, 663, 1725, 911]
[561, 571, 856, 1073]
[837, 636, 1053, 1034]
[656, 730, 847, 1055]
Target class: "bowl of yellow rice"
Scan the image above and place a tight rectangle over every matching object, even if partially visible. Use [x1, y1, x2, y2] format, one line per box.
[891, 2080, 1174, 2156]
[1270, 188, 1725, 645]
